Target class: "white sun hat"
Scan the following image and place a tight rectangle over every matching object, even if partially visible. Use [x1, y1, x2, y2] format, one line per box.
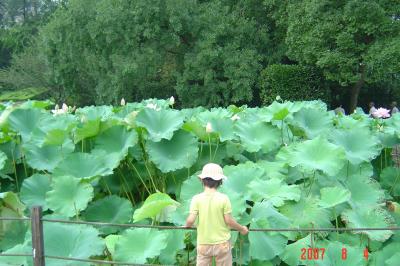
[198, 163, 227, 181]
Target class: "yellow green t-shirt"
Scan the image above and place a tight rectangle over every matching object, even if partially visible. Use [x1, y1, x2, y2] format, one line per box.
[189, 191, 232, 245]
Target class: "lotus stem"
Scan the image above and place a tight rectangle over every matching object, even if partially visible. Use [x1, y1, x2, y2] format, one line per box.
[333, 207, 339, 238]
[208, 134, 212, 161]
[127, 160, 151, 195]
[102, 179, 112, 196]
[118, 168, 135, 204]
[143, 161, 157, 192]
[281, 120, 284, 145]
[389, 170, 400, 195]
[212, 138, 220, 161]
[11, 149, 19, 191]
[307, 171, 316, 197]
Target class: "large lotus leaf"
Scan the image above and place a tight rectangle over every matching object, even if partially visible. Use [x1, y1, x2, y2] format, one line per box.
[248, 219, 288, 261]
[345, 176, 385, 208]
[159, 230, 186, 264]
[46, 176, 94, 217]
[105, 234, 121, 255]
[75, 105, 114, 121]
[133, 192, 179, 222]
[35, 114, 77, 146]
[0, 150, 6, 171]
[7, 108, 44, 141]
[250, 201, 291, 229]
[289, 136, 346, 176]
[314, 241, 365, 266]
[44, 222, 104, 266]
[20, 174, 51, 210]
[0, 207, 27, 251]
[146, 130, 199, 173]
[386, 253, 400, 266]
[196, 109, 235, 141]
[53, 152, 115, 179]
[280, 234, 312, 266]
[23, 140, 75, 171]
[222, 162, 265, 197]
[0, 243, 30, 265]
[73, 118, 100, 143]
[82, 195, 133, 234]
[380, 167, 400, 197]
[265, 101, 293, 121]
[93, 125, 138, 155]
[0, 191, 25, 216]
[247, 178, 301, 207]
[234, 119, 281, 153]
[279, 197, 331, 236]
[113, 228, 168, 264]
[341, 207, 395, 242]
[290, 107, 333, 138]
[192, 142, 228, 170]
[319, 187, 351, 208]
[136, 108, 184, 141]
[256, 160, 288, 180]
[180, 174, 203, 201]
[370, 242, 400, 266]
[330, 128, 381, 164]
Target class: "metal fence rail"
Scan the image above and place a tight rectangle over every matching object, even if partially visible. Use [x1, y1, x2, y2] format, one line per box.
[1, 206, 400, 266]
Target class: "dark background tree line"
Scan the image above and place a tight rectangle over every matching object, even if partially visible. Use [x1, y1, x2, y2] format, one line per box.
[0, 0, 399, 112]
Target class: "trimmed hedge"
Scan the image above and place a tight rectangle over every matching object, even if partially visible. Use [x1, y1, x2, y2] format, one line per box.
[259, 64, 330, 105]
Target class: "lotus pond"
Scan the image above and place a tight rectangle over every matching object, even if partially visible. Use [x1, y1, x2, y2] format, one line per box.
[0, 99, 399, 265]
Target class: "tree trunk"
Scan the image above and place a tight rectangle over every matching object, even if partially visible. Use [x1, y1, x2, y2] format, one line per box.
[349, 65, 366, 113]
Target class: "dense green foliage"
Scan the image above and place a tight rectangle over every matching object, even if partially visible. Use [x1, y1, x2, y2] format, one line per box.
[259, 64, 330, 105]
[0, 0, 398, 109]
[0, 99, 399, 265]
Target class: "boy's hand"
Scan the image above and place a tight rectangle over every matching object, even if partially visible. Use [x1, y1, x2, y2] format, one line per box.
[239, 225, 249, 235]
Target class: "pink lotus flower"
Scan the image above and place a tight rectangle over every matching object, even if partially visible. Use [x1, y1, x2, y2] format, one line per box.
[373, 108, 391, 118]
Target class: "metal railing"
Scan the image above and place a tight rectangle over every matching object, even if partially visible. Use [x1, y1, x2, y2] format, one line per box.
[1, 206, 399, 266]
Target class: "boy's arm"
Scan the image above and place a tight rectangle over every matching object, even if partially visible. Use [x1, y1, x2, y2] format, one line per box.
[185, 213, 197, 228]
[224, 213, 248, 235]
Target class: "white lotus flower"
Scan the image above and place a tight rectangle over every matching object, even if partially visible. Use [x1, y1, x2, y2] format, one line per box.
[206, 122, 213, 133]
[62, 103, 68, 112]
[169, 96, 175, 105]
[51, 103, 69, 116]
[54, 104, 59, 110]
[146, 103, 161, 111]
[231, 114, 240, 121]
[120, 98, 126, 106]
[80, 115, 87, 123]
[373, 108, 390, 118]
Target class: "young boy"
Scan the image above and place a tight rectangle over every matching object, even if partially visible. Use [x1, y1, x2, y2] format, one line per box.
[185, 163, 249, 266]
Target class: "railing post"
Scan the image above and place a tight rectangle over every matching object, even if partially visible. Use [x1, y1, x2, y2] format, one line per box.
[31, 206, 45, 266]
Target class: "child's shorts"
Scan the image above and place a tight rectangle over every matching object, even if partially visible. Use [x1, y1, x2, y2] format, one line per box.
[196, 241, 232, 266]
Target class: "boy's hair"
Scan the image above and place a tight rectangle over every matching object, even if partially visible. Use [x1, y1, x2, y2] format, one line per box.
[201, 177, 222, 188]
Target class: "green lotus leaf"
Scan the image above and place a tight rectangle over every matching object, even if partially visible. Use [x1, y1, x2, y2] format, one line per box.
[46, 176, 94, 217]
[20, 174, 51, 210]
[159, 230, 186, 265]
[265, 101, 292, 121]
[380, 167, 400, 197]
[314, 241, 365, 266]
[330, 128, 381, 165]
[93, 125, 138, 155]
[386, 253, 400, 266]
[113, 228, 168, 264]
[136, 108, 184, 141]
[279, 197, 331, 235]
[180, 174, 203, 201]
[280, 234, 312, 266]
[256, 160, 288, 180]
[341, 207, 395, 242]
[0, 243, 30, 265]
[146, 129, 199, 173]
[133, 192, 179, 222]
[247, 178, 301, 207]
[196, 109, 235, 141]
[23, 140, 75, 171]
[35, 114, 77, 146]
[44, 222, 104, 266]
[192, 142, 228, 170]
[82, 195, 133, 234]
[248, 219, 288, 260]
[73, 118, 100, 143]
[290, 107, 333, 138]
[75, 105, 114, 121]
[289, 136, 346, 176]
[222, 162, 265, 197]
[105, 234, 121, 255]
[0, 191, 25, 216]
[234, 119, 281, 153]
[370, 242, 400, 266]
[182, 120, 209, 141]
[319, 187, 351, 208]
[7, 108, 44, 141]
[250, 201, 291, 229]
[53, 152, 115, 179]
[345, 176, 385, 208]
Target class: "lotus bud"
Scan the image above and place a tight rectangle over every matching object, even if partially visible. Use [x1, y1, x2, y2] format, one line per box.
[276, 95, 282, 101]
[54, 104, 59, 110]
[231, 114, 240, 121]
[206, 122, 213, 133]
[80, 115, 87, 123]
[121, 98, 126, 106]
[169, 96, 175, 105]
[62, 103, 68, 112]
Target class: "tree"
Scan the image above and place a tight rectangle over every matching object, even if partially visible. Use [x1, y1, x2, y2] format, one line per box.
[285, 0, 400, 112]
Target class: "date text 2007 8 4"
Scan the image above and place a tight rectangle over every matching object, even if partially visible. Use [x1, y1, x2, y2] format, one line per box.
[300, 247, 369, 260]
